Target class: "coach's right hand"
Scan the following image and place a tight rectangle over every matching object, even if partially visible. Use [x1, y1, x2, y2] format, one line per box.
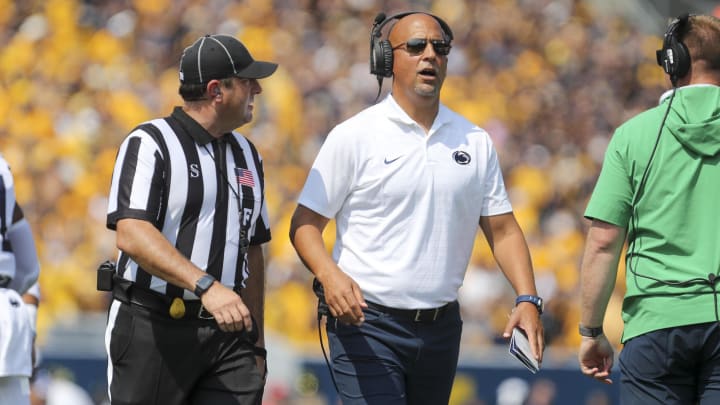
[201, 283, 253, 333]
[320, 271, 367, 326]
[579, 334, 614, 384]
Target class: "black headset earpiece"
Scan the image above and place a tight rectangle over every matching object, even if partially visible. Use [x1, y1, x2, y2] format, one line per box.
[656, 13, 691, 86]
[369, 11, 454, 79]
[370, 12, 391, 78]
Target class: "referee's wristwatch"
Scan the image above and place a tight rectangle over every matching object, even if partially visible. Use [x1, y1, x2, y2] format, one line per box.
[515, 294, 544, 314]
[194, 274, 216, 297]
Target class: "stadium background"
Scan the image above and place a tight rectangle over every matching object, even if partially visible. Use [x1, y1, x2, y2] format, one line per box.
[1, 0, 718, 404]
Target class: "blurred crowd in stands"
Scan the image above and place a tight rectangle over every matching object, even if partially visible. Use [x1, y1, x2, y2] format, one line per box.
[4, 0, 714, 376]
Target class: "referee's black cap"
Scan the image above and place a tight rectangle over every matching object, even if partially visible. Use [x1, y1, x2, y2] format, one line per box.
[179, 34, 278, 84]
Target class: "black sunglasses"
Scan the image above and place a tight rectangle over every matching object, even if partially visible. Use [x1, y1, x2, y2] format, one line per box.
[392, 38, 451, 56]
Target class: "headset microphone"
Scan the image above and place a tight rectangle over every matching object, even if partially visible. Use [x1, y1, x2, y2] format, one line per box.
[374, 12, 386, 25]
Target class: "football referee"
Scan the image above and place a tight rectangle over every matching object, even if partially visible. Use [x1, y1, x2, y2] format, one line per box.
[104, 34, 277, 405]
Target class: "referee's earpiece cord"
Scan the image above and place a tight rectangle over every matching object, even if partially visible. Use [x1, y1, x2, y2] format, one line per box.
[626, 85, 720, 323]
[202, 142, 242, 201]
[201, 141, 252, 255]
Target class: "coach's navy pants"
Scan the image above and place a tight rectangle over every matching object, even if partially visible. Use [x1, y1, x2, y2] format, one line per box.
[619, 322, 720, 404]
[327, 302, 462, 405]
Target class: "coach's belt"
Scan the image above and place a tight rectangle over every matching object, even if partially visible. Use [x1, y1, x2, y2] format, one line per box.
[112, 279, 213, 320]
[0, 275, 11, 288]
[365, 300, 457, 322]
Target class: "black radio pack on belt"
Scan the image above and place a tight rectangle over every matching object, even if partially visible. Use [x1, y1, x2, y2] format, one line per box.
[96, 260, 116, 291]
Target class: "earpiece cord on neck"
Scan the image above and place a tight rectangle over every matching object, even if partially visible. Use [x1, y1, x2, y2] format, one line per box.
[202, 142, 241, 203]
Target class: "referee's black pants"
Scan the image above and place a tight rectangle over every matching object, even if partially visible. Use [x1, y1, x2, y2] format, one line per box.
[105, 300, 264, 405]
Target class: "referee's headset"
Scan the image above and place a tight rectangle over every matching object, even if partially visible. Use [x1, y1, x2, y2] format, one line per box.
[369, 11, 454, 102]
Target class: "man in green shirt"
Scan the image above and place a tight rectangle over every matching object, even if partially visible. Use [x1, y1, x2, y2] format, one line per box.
[578, 13, 720, 404]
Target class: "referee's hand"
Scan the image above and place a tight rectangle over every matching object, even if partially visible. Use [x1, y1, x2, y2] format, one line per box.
[201, 283, 253, 333]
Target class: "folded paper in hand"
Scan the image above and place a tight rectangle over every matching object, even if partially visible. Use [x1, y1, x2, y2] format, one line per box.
[509, 327, 540, 374]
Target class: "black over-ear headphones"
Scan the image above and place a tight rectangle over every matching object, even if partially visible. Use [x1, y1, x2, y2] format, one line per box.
[369, 11, 454, 79]
[656, 13, 691, 86]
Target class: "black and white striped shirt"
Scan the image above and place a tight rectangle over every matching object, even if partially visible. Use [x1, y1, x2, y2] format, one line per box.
[107, 107, 271, 298]
[0, 154, 16, 279]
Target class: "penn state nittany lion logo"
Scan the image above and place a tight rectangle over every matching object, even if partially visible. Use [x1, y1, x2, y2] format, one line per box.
[453, 151, 471, 165]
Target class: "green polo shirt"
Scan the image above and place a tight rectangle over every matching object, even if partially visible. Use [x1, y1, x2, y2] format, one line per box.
[585, 85, 720, 342]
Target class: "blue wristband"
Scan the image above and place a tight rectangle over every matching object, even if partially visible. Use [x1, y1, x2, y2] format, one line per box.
[515, 295, 544, 314]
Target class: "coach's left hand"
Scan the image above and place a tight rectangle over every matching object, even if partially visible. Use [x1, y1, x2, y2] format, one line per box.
[503, 304, 545, 363]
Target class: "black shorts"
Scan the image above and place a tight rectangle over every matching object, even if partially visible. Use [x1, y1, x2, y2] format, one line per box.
[106, 300, 264, 405]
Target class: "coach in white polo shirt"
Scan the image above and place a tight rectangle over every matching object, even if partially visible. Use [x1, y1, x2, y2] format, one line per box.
[290, 11, 545, 405]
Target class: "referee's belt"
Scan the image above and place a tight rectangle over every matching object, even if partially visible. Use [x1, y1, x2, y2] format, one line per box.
[365, 300, 458, 322]
[112, 278, 214, 321]
[0, 274, 11, 288]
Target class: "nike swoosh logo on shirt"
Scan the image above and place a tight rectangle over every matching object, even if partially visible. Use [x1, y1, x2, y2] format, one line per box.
[384, 156, 402, 164]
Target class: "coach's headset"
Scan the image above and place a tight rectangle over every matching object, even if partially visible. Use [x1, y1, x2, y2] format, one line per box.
[369, 11, 454, 101]
[656, 13, 691, 87]
[630, 13, 691, 241]
[628, 14, 720, 316]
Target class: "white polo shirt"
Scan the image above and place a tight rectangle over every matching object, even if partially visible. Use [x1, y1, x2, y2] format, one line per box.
[298, 95, 512, 308]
